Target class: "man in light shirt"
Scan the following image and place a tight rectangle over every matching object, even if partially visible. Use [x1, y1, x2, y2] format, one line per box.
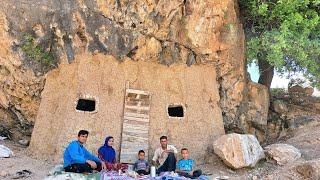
[152, 136, 178, 174]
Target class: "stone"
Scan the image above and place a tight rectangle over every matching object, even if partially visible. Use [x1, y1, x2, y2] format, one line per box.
[0, 144, 13, 158]
[304, 87, 314, 96]
[288, 85, 305, 94]
[213, 133, 265, 169]
[12, 170, 32, 179]
[18, 139, 30, 146]
[0, 90, 9, 108]
[265, 159, 320, 179]
[0, 136, 7, 140]
[214, 176, 229, 180]
[0, 170, 7, 177]
[273, 100, 288, 114]
[48, 164, 64, 176]
[247, 82, 269, 125]
[294, 159, 320, 179]
[0, 12, 44, 141]
[265, 144, 301, 165]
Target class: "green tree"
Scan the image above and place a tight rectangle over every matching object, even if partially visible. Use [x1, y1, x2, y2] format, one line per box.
[239, 0, 320, 88]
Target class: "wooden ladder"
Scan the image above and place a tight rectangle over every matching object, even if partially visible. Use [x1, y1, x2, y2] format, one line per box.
[120, 88, 151, 163]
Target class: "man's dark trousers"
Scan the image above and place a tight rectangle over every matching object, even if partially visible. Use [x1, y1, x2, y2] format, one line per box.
[156, 153, 176, 174]
[64, 161, 102, 173]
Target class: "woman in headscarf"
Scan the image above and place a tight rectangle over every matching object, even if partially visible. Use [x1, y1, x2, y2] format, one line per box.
[98, 136, 128, 172]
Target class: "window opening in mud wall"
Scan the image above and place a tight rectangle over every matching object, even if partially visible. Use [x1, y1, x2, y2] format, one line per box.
[76, 99, 96, 112]
[168, 105, 184, 117]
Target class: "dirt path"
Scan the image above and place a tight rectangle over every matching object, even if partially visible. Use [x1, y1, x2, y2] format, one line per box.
[0, 141, 54, 180]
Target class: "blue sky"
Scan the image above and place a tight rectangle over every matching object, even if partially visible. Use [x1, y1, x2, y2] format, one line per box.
[247, 63, 260, 82]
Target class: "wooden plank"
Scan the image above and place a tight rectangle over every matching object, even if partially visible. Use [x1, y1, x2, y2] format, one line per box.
[124, 112, 149, 119]
[121, 137, 149, 144]
[121, 133, 149, 139]
[126, 89, 150, 95]
[122, 131, 148, 137]
[121, 138, 148, 145]
[121, 143, 149, 149]
[124, 109, 149, 115]
[122, 129, 148, 135]
[123, 122, 149, 129]
[122, 126, 148, 134]
[125, 105, 150, 111]
[125, 101, 150, 107]
[123, 120, 149, 126]
[123, 116, 149, 122]
[121, 140, 149, 145]
[125, 97, 151, 104]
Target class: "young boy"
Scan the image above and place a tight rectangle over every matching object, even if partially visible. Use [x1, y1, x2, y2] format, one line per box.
[133, 150, 149, 175]
[176, 148, 202, 179]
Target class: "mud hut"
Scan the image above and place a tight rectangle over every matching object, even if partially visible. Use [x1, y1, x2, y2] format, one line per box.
[29, 53, 225, 163]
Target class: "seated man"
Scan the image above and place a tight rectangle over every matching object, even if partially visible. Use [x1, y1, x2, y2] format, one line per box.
[63, 130, 106, 173]
[152, 136, 177, 174]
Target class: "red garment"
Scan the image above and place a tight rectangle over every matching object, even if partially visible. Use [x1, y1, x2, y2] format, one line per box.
[105, 162, 128, 172]
[98, 150, 128, 172]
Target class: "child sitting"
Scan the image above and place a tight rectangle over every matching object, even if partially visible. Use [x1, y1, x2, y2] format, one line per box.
[176, 148, 202, 179]
[133, 150, 149, 175]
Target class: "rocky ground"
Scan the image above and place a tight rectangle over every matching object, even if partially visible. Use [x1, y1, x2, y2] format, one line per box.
[1, 115, 319, 180]
[0, 140, 54, 180]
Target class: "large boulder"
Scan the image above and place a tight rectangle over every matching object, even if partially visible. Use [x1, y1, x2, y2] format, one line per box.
[213, 133, 265, 169]
[265, 144, 301, 165]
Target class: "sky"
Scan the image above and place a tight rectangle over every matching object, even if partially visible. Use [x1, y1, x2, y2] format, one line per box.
[247, 63, 320, 96]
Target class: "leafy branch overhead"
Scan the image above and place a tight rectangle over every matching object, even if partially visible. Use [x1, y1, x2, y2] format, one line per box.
[239, 0, 320, 88]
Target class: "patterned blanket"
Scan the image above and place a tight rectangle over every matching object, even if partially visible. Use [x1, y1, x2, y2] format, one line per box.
[101, 171, 186, 180]
[101, 171, 209, 180]
[45, 169, 208, 180]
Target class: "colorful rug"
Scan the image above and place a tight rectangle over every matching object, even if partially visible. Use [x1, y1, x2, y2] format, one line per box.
[45, 168, 209, 180]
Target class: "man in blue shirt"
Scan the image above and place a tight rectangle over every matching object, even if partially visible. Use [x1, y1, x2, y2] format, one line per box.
[63, 130, 106, 173]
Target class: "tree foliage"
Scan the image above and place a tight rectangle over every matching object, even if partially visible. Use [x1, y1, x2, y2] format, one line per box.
[239, 0, 320, 88]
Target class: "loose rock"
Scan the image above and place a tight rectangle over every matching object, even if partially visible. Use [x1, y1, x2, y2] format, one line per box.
[18, 139, 30, 146]
[273, 100, 288, 114]
[0, 170, 8, 177]
[295, 159, 320, 179]
[0, 144, 13, 158]
[265, 144, 301, 165]
[213, 133, 265, 169]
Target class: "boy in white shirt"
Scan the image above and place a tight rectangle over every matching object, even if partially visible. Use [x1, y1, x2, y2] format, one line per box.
[152, 136, 178, 174]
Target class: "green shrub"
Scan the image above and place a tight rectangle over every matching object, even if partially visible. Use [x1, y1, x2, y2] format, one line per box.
[21, 34, 54, 67]
[270, 88, 286, 96]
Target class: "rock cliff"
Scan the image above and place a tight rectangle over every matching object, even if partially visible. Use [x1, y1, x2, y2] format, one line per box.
[0, 0, 266, 142]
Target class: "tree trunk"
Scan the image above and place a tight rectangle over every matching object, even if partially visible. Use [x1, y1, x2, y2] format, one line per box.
[258, 55, 274, 88]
